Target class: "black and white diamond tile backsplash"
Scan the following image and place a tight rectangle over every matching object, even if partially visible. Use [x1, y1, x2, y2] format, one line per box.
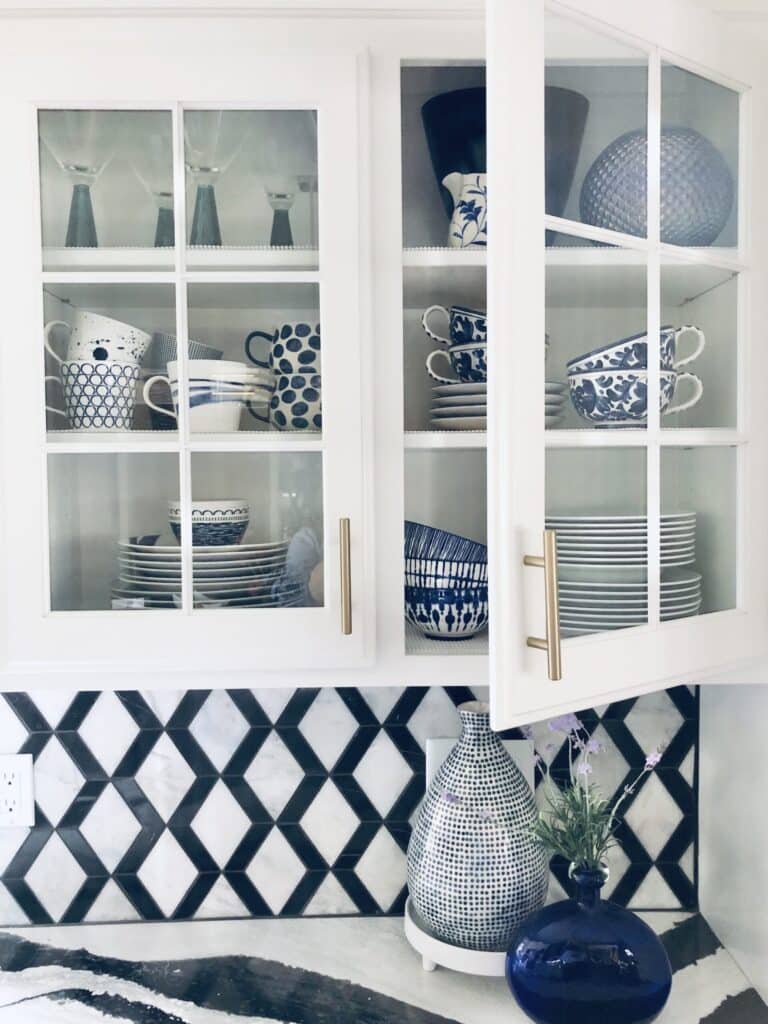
[0, 684, 697, 926]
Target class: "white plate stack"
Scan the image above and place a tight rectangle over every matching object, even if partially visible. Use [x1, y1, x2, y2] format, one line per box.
[545, 512, 703, 636]
[112, 533, 303, 608]
[430, 382, 487, 430]
[545, 381, 567, 429]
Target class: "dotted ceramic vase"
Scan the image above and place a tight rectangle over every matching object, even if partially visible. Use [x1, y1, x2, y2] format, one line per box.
[407, 701, 548, 951]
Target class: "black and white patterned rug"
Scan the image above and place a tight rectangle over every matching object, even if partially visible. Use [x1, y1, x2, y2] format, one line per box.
[0, 914, 764, 1023]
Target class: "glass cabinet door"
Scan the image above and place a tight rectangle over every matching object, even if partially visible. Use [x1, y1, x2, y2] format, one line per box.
[2, 52, 370, 673]
[488, 1, 768, 728]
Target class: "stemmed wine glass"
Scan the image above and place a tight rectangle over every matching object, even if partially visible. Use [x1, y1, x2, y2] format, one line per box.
[39, 110, 115, 248]
[130, 112, 175, 247]
[252, 110, 318, 248]
[184, 110, 247, 246]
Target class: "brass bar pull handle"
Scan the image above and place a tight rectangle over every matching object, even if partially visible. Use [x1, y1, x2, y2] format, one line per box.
[339, 518, 352, 636]
[523, 529, 562, 681]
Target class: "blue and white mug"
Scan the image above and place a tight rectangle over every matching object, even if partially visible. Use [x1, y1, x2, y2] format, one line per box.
[46, 359, 140, 431]
[245, 321, 321, 375]
[248, 371, 322, 432]
[422, 304, 487, 347]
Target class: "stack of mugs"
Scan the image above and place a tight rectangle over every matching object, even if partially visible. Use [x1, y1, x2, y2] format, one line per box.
[45, 311, 152, 431]
[567, 325, 705, 426]
[422, 304, 488, 429]
[143, 359, 273, 432]
[245, 320, 322, 431]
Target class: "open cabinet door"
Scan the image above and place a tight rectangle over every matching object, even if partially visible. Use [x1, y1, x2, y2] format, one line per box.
[487, 0, 768, 729]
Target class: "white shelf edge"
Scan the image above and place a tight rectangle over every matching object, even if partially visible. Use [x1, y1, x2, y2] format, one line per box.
[46, 431, 324, 454]
[403, 248, 487, 268]
[405, 430, 486, 449]
[545, 428, 746, 448]
[43, 246, 320, 273]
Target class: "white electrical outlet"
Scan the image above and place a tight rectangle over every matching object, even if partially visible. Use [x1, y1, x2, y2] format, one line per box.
[0, 754, 34, 827]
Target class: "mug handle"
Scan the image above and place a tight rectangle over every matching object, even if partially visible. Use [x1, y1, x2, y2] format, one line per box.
[43, 320, 70, 365]
[244, 330, 274, 370]
[673, 325, 706, 368]
[245, 401, 271, 423]
[142, 375, 177, 419]
[421, 305, 451, 346]
[664, 372, 704, 415]
[44, 375, 67, 418]
[425, 348, 458, 385]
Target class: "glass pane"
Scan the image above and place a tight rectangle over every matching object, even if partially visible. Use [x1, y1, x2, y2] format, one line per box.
[547, 448, 648, 636]
[404, 450, 488, 651]
[43, 283, 176, 436]
[178, 283, 320, 436]
[661, 65, 739, 249]
[48, 453, 180, 611]
[546, 12, 648, 241]
[189, 453, 323, 609]
[547, 235, 647, 431]
[401, 64, 486, 250]
[661, 446, 736, 617]
[660, 261, 737, 429]
[39, 110, 174, 270]
[184, 110, 318, 269]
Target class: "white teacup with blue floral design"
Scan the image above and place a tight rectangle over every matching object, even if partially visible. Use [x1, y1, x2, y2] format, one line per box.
[567, 325, 706, 374]
[568, 369, 703, 426]
[421, 304, 487, 347]
[426, 342, 487, 384]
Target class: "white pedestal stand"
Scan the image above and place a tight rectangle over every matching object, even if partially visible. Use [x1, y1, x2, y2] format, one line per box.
[403, 898, 507, 977]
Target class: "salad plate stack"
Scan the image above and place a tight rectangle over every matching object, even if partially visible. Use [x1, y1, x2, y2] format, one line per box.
[545, 511, 702, 636]
[545, 381, 567, 429]
[430, 381, 487, 430]
[112, 534, 301, 609]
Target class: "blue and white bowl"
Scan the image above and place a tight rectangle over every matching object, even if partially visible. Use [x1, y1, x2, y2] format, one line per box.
[405, 556, 488, 588]
[168, 500, 250, 546]
[405, 585, 489, 640]
[404, 522, 488, 563]
[568, 369, 703, 425]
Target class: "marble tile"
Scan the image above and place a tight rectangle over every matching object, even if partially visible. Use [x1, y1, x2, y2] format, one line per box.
[298, 689, 358, 771]
[136, 830, 197, 918]
[354, 826, 406, 911]
[189, 691, 249, 773]
[252, 687, 294, 724]
[625, 774, 684, 861]
[628, 867, 679, 910]
[300, 779, 359, 866]
[0, 882, 28, 925]
[246, 828, 305, 914]
[78, 693, 139, 776]
[32, 737, 85, 826]
[406, 688, 462, 750]
[358, 687, 405, 723]
[21, 690, 74, 732]
[83, 880, 140, 924]
[0, 699, 28, 754]
[352, 730, 412, 818]
[135, 732, 195, 821]
[303, 873, 358, 916]
[80, 783, 141, 873]
[25, 834, 86, 922]
[624, 690, 686, 755]
[139, 689, 185, 726]
[193, 875, 249, 920]
[191, 780, 251, 869]
[244, 730, 303, 819]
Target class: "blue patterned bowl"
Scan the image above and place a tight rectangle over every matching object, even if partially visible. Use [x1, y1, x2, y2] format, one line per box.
[168, 500, 249, 546]
[405, 556, 488, 589]
[405, 585, 489, 640]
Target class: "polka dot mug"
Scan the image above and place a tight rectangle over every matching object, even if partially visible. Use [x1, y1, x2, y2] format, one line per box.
[245, 321, 321, 375]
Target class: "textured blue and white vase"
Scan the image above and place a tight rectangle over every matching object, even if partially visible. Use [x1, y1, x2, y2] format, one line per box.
[407, 701, 548, 951]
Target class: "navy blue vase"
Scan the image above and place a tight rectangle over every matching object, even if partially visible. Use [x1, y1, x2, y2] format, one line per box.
[506, 865, 672, 1024]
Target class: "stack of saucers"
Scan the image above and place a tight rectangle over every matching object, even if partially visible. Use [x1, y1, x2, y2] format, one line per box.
[545, 381, 567, 429]
[112, 534, 302, 609]
[557, 566, 703, 636]
[430, 381, 487, 430]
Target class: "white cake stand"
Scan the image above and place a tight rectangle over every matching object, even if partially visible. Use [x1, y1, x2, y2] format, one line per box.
[403, 898, 507, 977]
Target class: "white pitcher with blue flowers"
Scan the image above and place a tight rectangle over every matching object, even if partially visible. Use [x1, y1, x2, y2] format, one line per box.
[443, 172, 487, 248]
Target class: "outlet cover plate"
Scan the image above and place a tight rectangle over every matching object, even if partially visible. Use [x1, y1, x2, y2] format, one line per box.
[0, 754, 34, 827]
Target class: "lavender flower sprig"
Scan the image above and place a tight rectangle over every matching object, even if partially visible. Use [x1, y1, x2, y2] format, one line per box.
[528, 715, 664, 872]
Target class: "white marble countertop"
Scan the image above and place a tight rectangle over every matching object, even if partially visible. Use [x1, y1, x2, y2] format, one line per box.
[0, 912, 764, 1023]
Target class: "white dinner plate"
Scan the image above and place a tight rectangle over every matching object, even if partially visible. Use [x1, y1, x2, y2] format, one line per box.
[432, 394, 488, 407]
[431, 404, 488, 417]
[432, 383, 487, 397]
[119, 535, 289, 557]
[546, 512, 696, 524]
[117, 575, 295, 594]
[558, 567, 700, 585]
[545, 381, 567, 394]
[120, 570, 283, 588]
[556, 540, 695, 550]
[560, 600, 702, 618]
[119, 554, 287, 571]
[429, 416, 487, 430]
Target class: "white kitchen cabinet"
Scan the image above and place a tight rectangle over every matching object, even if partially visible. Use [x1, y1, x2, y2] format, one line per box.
[0, 3, 765, 701]
[488, 0, 768, 727]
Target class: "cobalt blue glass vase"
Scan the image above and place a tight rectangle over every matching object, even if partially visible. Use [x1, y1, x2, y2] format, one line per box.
[506, 864, 672, 1024]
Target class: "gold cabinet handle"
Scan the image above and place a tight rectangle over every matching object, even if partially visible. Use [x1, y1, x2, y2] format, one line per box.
[339, 518, 352, 635]
[523, 529, 562, 681]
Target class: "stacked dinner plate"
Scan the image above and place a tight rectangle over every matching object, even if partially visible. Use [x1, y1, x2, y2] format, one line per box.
[430, 381, 487, 430]
[546, 512, 697, 567]
[545, 381, 567, 429]
[112, 534, 303, 609]
[545, 511, 702, 636]
[557, 566, 703, 636]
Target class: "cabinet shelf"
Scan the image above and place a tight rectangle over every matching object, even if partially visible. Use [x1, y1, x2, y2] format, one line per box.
[405, 431, 486, 449]
[46, 431, 324, 454]
[43, 246, 320, 274]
